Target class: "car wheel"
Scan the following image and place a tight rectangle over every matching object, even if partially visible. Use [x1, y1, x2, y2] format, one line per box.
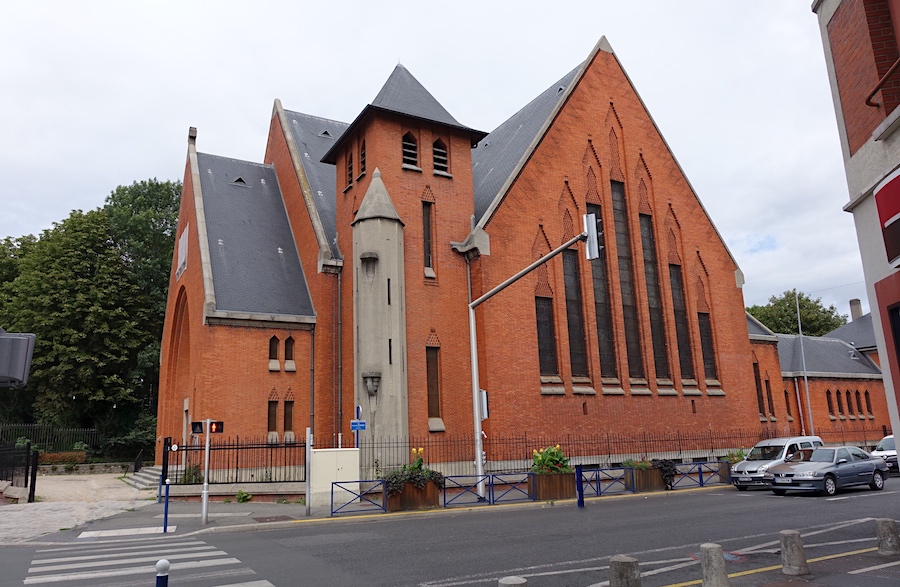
[736, 486, 748, 491]
[772, 489, 786, 496]
[870, 470, 885, 491]
[822, 475, 837, 496]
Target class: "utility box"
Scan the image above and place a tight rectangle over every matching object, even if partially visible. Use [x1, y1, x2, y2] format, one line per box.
[0, 330, 36, 388]
[309, 448, 360, 508]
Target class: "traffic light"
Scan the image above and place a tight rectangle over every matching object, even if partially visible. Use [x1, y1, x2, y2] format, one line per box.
[209, 421, 224, 434]
[191, 421, 204, 434]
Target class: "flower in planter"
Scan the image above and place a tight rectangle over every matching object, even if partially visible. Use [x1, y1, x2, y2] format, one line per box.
[622, 458, 653, 470]
[383, 447, 444, 496]
[531, 445, 573, 474]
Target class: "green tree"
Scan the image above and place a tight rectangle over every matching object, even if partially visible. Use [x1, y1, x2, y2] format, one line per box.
[747, 289, 847, 337]
[103, 179, 181, 412]
[1, 209, 151, 431]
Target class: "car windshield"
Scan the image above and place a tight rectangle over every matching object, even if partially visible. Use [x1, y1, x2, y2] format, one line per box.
[747, 445, 782, 461]
[809, 448, 835, 463]
[875, 437, 895, 451]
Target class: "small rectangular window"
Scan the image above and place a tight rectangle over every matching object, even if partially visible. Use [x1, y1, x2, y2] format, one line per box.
[427, 347, 440, 418]
[284, 400, 293, 432]
[359, 140, 366, 175]
[268, 400, 278, 433]
[347, 152, 353, 186]
[423, 202, 434, 270]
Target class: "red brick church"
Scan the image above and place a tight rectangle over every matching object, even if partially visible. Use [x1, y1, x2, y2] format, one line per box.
[155, 36, 888, 465]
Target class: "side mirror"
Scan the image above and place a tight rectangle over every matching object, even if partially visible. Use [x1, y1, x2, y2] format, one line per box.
[837, 458, 848, 465]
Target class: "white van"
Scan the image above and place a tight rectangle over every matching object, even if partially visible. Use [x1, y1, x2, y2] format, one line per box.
[871, 435, 897, 475]
[731, 435, 824, 490]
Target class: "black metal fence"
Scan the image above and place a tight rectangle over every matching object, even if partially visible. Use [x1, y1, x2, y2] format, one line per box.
[322, 425, 892, 480]
[167, 438, 306, 485]
[0, 442, 38, 501]
[0, 424, 101, 452]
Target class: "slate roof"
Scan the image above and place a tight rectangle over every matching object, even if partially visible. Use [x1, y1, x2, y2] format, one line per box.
[322, 64, 486, 164]
[776, 334, 881, 378]
[472, 66, 581, 223]
[196, 152, 315, 318]
[825, 314, 876, 350]
[283, 110, 348, 258]
[746, 312, 776, 338]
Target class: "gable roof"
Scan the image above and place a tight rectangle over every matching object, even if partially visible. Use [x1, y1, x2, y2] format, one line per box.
[196, 152, 315, 320]
[282, 109, 348, 259]
[747, 312, 777, 340]
[825, 313, 876, 350]
[776, 334, 881, 378]
[322, 64, 486, 164]
[472, 65, 581, 222]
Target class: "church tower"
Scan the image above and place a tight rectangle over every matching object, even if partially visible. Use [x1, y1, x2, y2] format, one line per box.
[324, 65, 486, 448]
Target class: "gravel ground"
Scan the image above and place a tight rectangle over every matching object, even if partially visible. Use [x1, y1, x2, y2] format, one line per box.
[0, 474, 156, 543]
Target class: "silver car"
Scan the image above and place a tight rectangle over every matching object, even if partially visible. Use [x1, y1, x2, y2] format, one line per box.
[763, 446, 888, 496]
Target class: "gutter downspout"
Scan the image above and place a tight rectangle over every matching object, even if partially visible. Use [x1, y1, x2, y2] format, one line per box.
[794, 377, 806, 436]
[310, 327, 315, 436]
[337, 271, 343, 445]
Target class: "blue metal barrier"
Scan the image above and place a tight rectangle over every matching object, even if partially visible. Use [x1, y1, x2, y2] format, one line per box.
[580, 466, 634, 496]
[331, 480, 386, 516]
[443, 475, 491, 507]
[490, 472, 533, 504]
[671, 461, 728, 489]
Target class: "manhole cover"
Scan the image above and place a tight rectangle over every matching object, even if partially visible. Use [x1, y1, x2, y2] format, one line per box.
[252, 515, 293, 523]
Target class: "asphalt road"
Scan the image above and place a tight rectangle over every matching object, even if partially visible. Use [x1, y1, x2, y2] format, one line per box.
[201, 485, 900, 586]
[2, 483, 898, 586]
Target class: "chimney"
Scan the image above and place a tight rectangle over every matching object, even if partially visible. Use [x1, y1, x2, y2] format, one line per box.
[850, 298, 863, 321]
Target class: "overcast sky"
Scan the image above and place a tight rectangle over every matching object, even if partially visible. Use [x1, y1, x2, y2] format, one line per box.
[1, 1, 867, 317]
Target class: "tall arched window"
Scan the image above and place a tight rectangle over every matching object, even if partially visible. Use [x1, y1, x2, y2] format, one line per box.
[269, 336, 279, 360]
[846, 390, 854, 419]
[865, 390, 873, 416]
[433, 139, 448, 173]
[827, 390, 835, 417]
[855, 390, 863, 415]
[836, 390, 845, 417]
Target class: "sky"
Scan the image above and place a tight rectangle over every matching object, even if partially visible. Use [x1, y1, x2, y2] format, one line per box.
[1, 1, 868, 317]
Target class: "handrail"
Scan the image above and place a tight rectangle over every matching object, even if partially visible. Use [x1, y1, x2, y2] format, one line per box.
[866, 55, 900, 107]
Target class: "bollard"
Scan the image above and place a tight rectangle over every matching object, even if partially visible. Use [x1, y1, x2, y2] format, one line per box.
[155, 559, 170, 587]
[700, 543, 730, 587]
[576, 464, 584, 508]
[163, 479, 171, 533]
[780, 530, 809, 576]
[609, 554, 641, 587]
[876, 518, 900, 555]
[498, 577, 527, 585]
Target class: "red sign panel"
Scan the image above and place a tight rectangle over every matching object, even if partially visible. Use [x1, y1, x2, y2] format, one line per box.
[875, 168, 900, 266]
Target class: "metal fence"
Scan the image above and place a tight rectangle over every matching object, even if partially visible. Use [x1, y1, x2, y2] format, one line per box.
[0, 424, 101, 452]
[167, 438, 306, 485]
[0, 443, 36, 496]
[322, 425, 892, 480]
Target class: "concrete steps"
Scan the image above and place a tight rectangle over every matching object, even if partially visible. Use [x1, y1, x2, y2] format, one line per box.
[121, 465, 161, 490]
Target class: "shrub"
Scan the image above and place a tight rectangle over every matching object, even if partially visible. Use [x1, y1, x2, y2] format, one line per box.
[39, 452, 87, 465]
[181, 464, 203, 484]
[622, 458, 653, 470]
[383, 447, 445, 496]
[531, 445, 573, 474]
[236, 490, 252, 503]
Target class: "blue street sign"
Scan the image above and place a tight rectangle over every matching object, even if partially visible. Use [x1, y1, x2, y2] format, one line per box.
[350, 419, 366, 431]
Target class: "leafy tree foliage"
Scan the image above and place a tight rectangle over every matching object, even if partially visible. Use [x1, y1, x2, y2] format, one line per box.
[747, 289, 847, 337]
[1, 210, 151, 431]
[0, 178, 181, 440]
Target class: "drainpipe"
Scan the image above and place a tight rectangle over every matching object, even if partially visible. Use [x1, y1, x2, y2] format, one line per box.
[310, 326, 315, 436]
[337, 271, 343, 445]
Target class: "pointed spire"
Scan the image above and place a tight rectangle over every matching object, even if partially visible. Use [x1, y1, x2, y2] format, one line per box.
[353, 168, 403, 226]
[371, 64, 465, 129]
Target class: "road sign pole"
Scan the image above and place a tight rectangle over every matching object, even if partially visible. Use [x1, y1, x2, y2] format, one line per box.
[201, 418, 210, 525]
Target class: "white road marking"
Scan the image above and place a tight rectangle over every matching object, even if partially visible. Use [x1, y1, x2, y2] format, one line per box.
[24, 558, 242, 584]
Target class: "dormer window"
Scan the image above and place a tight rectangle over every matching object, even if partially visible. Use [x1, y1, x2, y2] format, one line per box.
[433, 139, 449, 174]
[402, 132, 418, 168]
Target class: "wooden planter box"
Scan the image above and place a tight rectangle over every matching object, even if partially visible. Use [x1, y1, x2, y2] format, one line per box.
[386, 481, 441, 512]
[528, 472, 577, 501]
[625, 468, 666, 493]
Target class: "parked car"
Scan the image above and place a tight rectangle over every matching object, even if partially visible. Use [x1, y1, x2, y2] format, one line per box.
[763, 445, 888, 496]
[731, 436, 823, 490]
[871, 435, 897, 476]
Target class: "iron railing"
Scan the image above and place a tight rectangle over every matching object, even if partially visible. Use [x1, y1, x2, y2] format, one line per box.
[0, 424, 100, 452]
[167, 438, 306, 485]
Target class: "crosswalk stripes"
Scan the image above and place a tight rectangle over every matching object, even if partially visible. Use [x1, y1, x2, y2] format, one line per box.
[22, 535, 274, 586]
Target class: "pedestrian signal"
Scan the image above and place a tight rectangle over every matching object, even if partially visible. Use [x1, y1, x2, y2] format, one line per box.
[209, 421, 224, 434]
